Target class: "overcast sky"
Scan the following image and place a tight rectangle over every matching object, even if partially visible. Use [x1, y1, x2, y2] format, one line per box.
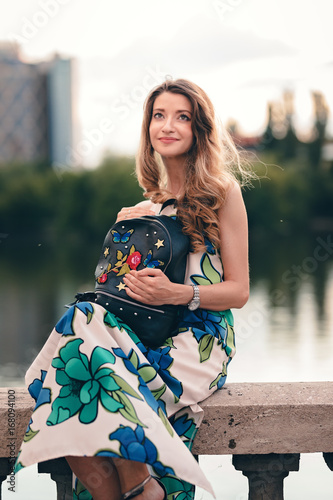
[1, 0, 332, 165]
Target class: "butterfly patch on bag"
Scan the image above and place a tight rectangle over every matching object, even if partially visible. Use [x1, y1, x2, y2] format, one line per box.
[111, 229, 134, 243]
[143, 250, 164, 269]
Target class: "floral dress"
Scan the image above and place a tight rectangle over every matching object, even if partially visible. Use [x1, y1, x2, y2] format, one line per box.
[14, 203, 236, 499]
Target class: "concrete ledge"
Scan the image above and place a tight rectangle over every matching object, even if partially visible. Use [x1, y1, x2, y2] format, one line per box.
[0, 388, 33, 456]
[192, 382, 333, 455]
[1, 383, 333, 457]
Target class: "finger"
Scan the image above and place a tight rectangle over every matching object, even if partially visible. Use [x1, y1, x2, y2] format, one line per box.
[125, 287, 150, 304]
[124, 278, 150, 301]
[133, 268, 163, 277]
[117, 206, 156, 221]
[123, 273, 148, 292]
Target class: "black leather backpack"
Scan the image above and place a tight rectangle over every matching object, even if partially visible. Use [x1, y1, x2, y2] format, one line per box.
[73, 201, 190, 348]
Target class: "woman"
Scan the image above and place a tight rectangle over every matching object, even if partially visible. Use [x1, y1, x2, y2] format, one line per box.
[15, 79, 249, 500]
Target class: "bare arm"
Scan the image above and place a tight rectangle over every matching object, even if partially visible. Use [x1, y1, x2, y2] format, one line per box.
[184, 181, 249, 310]
[124, 182, 249, 311]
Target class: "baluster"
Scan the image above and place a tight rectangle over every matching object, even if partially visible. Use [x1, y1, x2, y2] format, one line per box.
[38, 458, 72, 500]
[232, 453, 300, 500]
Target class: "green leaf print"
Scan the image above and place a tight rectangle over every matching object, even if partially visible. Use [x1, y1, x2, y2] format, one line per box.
[23, 427, 39, 442]
[128, 349, 139, 370]
[86, 310, 93, 324]
[209, 373, 222, 390]
[225, 323, 235, 357]
[192, 276, 210, 286]
[209, 363, 226, 390]
[201, 254, 221, 283]
[192, 254, 221, 286]
[198, 334, 214, 363]
[151, 384, 166, 401]
[164, 337, 176, 348]
[138, 365, 157, 384]
[158, 407, 174, 437]
[177, 327, 188, 334]
[113, 391, 146, 427]
[112, 374, 143, 400]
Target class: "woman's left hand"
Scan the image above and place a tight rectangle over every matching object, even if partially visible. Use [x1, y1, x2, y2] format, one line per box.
[123, 268, 174, 306]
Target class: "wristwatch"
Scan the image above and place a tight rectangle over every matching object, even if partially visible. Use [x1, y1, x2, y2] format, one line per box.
[187, 284, 200, 311]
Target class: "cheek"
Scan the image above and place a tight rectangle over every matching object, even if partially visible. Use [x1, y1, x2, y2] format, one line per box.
[149, 123, 156, 143]
[186, 127, 194, 145]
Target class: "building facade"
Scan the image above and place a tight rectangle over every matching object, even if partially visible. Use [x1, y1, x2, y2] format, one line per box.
[0, 43, 74, 166]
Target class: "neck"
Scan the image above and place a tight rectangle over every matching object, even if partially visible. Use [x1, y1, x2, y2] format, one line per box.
[162, 155, 186, 198]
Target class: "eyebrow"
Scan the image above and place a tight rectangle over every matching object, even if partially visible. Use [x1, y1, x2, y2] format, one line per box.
[153, 108, 192, 115]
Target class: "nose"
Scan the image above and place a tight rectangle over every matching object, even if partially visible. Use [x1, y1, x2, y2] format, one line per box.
[161, 116, 175, 133]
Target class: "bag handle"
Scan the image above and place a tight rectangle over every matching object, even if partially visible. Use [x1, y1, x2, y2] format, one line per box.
[159, 199, 177, 214]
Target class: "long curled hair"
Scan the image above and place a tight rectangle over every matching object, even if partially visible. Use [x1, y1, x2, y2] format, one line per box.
[136, 78, 251, 252]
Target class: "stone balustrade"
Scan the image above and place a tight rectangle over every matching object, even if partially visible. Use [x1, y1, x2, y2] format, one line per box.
[0, 382, 332, 499]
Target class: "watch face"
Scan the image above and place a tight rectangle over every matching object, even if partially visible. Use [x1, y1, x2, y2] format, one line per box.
[188, 300, 200, 311]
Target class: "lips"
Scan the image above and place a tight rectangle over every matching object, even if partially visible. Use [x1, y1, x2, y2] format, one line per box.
[159, 137, 179, 143]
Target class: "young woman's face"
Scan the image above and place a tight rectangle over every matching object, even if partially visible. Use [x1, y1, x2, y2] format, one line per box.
[149, 92, 194, 158]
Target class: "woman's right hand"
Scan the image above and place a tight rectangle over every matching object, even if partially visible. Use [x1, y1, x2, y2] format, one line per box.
[116, 205, 156, 222]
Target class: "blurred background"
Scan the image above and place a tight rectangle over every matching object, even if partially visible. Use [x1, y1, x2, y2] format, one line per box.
[0, 0, 332, 498]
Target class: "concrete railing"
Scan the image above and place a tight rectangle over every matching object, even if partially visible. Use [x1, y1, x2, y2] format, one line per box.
[1, 382, 333, 499]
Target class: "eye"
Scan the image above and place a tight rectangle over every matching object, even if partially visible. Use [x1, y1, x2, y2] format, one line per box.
[179, 114, 190, 121]
[153, 112, 163, 119]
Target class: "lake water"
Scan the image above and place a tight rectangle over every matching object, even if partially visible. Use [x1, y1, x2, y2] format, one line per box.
[1, 229, 332, 499]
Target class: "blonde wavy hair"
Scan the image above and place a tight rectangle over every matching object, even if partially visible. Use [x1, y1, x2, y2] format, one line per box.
[136, 78, 252, 252]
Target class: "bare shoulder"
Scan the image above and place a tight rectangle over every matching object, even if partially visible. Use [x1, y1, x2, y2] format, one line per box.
[220, 180, 245, 214]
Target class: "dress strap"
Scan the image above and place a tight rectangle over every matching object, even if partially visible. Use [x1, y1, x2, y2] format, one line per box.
[159, 199, 177, 214]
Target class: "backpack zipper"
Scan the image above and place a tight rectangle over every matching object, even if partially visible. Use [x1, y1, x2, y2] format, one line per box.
[96, 291, 166, 314]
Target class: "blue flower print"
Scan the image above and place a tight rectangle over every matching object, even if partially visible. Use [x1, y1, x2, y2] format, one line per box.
[22, 370, 52, 444]
[180, 309, 226, 343]
[179, 309, 229, 363]
[107, 424, 175, 477]
[55, 302, 94, 336]
[28, 369, 51, 409]
[204, 238, 216, 255]
[112, 348, 175, 436]
[146, 347, 183, 399]
[113, 348, 159, 413]
[209, 359, 228, 390]
[169, 412, 197, 447]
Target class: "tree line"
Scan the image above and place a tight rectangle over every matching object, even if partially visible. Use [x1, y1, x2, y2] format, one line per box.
[0, 150, 332, 248]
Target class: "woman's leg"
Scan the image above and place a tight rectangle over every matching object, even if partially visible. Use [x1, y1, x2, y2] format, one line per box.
[66, 456, 165, 500]
[113, 458, 165, 499]
[66, 456, 121, 500]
